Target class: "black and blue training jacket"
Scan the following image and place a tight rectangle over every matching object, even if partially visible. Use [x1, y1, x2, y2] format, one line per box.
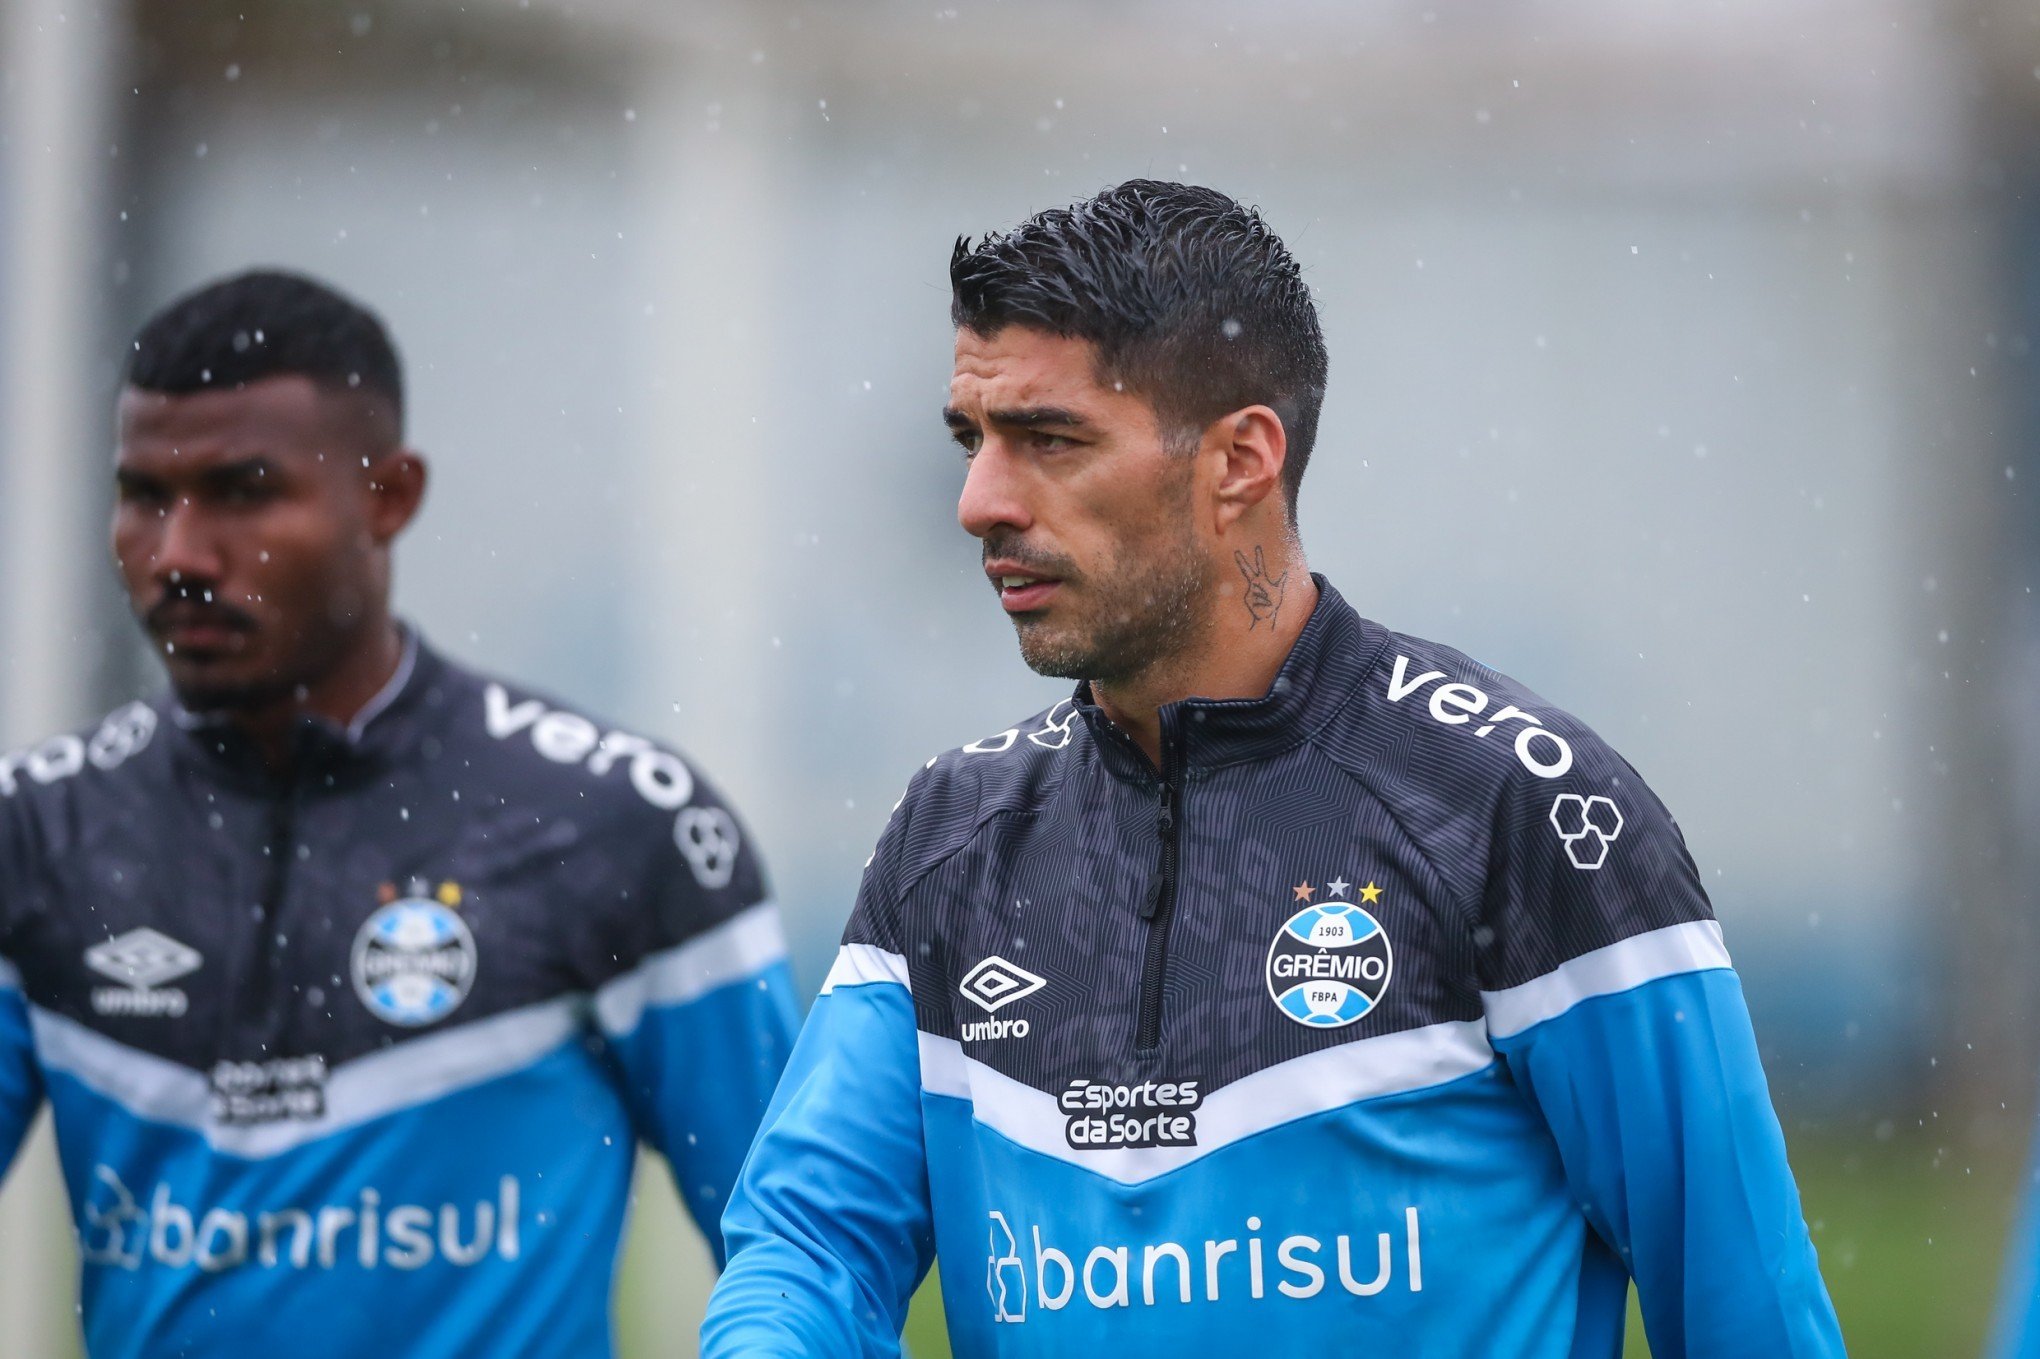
[705, 578, 1844, 1358]
[0, 632, 797, 1358]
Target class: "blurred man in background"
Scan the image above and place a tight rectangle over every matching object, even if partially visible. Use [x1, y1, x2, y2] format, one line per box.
[702, 181, 1845, 1357]
[0, 270, 797, 1357]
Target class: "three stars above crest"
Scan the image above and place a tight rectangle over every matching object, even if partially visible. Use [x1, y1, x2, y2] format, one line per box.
[1291, 878, 1384, 904]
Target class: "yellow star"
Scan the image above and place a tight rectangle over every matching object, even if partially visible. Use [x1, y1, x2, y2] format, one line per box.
[1292, 881, 1316, 903]
[1359, 882, 1383, 904]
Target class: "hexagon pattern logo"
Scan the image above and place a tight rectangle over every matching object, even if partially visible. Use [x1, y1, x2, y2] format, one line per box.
[1549, 793, 1624, 870]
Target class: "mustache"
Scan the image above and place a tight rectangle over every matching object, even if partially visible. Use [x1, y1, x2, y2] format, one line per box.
[981, 532, 1077, 580]
[143, 585, 258, 636]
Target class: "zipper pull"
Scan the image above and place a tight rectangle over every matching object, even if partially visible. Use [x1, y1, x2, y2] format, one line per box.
[1139, 785, 1175, 919]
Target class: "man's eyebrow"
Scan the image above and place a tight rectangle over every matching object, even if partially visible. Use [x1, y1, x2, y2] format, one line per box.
[116, 455, 281, 491]
[183, 456, 282, 492]
[992, 406, 1090, 430]
[198, 456, 278, 479]
[949, 405, 1093, 431]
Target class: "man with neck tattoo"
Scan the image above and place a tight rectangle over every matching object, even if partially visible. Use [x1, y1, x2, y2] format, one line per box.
[0, 270, 797, 1357]
[703, 181, 1844, 1357]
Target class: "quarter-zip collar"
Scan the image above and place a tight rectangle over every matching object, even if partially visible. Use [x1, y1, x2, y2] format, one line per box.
[1074, 576, 1385, 785]
[165, 625, 443, 790]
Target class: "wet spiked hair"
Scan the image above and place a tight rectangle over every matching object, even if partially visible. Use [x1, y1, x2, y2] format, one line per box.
[127, 269, 404, 435]
[950, 180, 1328, 517]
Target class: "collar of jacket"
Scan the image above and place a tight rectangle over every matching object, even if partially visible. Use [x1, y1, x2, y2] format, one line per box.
[165, 625, 446, 789]
[1072, 575, 1385, 784]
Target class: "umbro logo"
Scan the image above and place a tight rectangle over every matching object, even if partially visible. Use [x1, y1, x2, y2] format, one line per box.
[86, 928, 201, 989]
[85, 928, 201, 1019]
[958, 956, 1045, 1043]
[958, 956, 1046, 1013]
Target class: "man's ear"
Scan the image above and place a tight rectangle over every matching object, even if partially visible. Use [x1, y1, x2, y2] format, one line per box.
[1209, 405, 1287, 533]
[366, 450, 428, 543]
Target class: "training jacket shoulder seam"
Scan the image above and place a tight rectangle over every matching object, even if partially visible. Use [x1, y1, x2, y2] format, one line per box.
[880, 729, 1083, 913]
[1304, 734, 1476, 931]
[894, 801, 1041, 910]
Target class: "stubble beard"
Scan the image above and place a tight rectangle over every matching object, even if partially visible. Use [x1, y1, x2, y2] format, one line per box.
[157, 598, 373, 718]
[168, 669, 303, 716]
[1011, 524, 1208, 686]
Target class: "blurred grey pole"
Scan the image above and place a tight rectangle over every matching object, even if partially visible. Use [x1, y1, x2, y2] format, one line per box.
[622, 48, 790, 771]
[610, 27, 791, 1355]
[1928, 0, 2040, 1151]
[0, 0, 127, 1354]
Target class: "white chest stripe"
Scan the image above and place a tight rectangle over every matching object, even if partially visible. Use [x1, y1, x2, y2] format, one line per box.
[918, 1019, 1496, 1186]
[31, 996, 584, 1159]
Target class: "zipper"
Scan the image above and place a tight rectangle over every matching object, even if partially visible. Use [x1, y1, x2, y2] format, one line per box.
[1134, 713, 1184, 1054]
[261, 782, 300, 920]
[223, 768, 302, 1056]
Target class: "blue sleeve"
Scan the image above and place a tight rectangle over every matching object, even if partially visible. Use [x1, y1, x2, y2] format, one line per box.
[701, 959, 934, 1359]
[1492, 964, 1845, 1357]
[1988, 1113, 2040, 1358]
[596, 902, 800, 1266]
[1472, 722, 1843, 1357]
[0, 957, 43, 1180]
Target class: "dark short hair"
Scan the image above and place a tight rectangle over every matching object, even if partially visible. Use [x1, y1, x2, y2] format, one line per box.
[950, 180, 1328, 515]
[127, 269, 404, 434]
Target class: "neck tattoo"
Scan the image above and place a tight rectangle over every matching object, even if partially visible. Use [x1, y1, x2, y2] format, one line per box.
[1235, 546, 1289, 631]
